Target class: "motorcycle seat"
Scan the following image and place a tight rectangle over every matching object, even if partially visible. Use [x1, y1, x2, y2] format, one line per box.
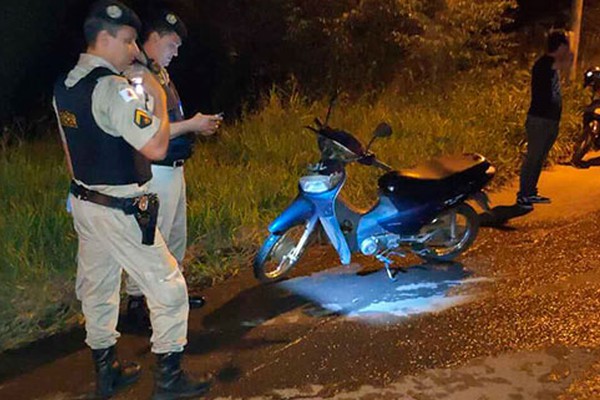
[378, 153, 491, 198]
[397, 153, 487, 181]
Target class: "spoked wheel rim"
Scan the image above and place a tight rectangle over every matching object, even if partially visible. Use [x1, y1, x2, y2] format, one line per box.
[262, 225, 308, 280]
[420, 207, 474, 257]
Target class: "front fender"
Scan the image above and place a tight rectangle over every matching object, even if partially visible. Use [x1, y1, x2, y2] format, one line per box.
[268, 196, 315, 234]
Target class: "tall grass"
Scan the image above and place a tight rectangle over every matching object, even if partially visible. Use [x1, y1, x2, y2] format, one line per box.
[0, 65, 586, 351]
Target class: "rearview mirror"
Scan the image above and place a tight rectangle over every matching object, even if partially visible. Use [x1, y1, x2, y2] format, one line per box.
[373, 122, 392, 138]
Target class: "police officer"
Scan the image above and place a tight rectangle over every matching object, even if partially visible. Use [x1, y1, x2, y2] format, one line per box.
[123, 8, 221, 329]
[53, 1, 210, 398]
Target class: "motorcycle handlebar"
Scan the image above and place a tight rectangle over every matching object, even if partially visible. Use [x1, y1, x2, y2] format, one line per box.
[372, 158, 393, 172]
[358, 153, 392, 172]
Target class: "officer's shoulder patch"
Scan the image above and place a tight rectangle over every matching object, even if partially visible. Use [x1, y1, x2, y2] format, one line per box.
[59, 110, 78, 129]
[119, 87, 138, 103]
[594, 107, 600, 116]
[134, 108, 152, 128]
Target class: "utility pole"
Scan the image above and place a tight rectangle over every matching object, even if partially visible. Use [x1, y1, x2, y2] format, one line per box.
[571, 0, 584, 80]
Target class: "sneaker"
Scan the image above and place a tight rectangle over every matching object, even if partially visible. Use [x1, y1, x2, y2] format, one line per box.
[526, 194, 551, 204]
[516, 196, 534, 209]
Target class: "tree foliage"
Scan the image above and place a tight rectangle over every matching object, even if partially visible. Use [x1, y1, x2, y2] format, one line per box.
[206, 0, 517, 98]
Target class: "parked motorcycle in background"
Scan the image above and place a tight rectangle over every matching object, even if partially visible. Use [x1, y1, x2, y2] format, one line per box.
[572, 66, 600, 168]
[254, 105, 496, 282]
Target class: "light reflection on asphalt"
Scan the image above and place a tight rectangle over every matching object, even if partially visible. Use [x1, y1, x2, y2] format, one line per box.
[279, 263, 489, 323]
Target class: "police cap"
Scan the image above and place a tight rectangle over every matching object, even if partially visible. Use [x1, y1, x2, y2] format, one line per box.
[144, 9, 188, 41]
[88, 0, 142, 32]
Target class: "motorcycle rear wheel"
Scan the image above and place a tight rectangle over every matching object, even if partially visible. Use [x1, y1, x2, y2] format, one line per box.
[572, 131, 594, 167]
[414, 203, 479, 262]
[253, 224, 312, 283]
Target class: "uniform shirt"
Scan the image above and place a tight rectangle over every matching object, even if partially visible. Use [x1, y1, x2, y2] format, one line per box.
[125, 55, 193, 164]
[125, 55, 184, 124]
[527, 55, 562, 121]
[54, 54, 162, 197]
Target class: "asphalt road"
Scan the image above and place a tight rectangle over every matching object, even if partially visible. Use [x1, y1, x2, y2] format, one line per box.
[3, 160, 600, 399]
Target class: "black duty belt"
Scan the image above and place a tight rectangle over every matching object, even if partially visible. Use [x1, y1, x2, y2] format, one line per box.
[69, 181, 159, 245]
[152, 159, 185, 167]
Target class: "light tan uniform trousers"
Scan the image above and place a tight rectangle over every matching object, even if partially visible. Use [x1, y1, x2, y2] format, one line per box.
[126, 165, 187, 296]
[71, 194, 189, 354]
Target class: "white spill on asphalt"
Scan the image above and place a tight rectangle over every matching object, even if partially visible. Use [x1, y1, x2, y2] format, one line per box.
[279, 263, 490, 323]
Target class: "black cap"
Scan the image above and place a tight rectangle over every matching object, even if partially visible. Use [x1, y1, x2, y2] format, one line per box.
[144, 9, 188, 40]
[88, 0, 142, 32]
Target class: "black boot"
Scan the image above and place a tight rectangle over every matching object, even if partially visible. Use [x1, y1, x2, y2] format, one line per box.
[153, 351, 211, 400]
[188, 294, 206, 309]
[91, 346, 141, 399]
[126, 295, 151, 332]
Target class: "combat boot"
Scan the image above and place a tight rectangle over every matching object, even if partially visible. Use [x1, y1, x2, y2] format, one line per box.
[91, 345, 141, 399]
[152, 351, 211, 400]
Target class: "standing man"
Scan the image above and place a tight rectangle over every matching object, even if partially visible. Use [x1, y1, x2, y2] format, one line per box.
[53, 1, 210, 398]
[124, 8, 222, 330]
[517, 30, 572, 209]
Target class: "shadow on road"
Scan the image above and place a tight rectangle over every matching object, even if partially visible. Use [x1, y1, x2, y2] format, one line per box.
[479, 204, 533, 229]
[186, 281, 311, 356]
[0, 327, 86, 382]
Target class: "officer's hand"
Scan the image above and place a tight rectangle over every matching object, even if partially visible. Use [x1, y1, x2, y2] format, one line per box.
[190, 113, 222, 136]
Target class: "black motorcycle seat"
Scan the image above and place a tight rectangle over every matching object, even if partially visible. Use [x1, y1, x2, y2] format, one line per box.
[397, 153, 487, 181]
[378, 153, 491, 199]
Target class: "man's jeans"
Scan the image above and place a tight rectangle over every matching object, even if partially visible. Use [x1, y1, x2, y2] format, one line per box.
[518, 115, 559, 198]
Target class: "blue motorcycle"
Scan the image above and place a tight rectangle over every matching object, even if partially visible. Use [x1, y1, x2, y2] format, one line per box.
[254, 116, 495, 282]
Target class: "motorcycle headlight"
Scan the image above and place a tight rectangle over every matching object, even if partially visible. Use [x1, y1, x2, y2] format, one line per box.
[299, 173, 341, 193]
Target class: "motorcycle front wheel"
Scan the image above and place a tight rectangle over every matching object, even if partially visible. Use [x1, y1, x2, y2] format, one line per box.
[253, 223, 313, 283]
[413, 203, 479, 262]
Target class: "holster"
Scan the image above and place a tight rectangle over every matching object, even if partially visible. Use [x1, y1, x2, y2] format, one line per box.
[70, 181, 160, 246]
[125, 194, 159, 246]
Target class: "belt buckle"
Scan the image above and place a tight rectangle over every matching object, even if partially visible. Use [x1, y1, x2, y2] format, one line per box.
[136, 195, 149, 212]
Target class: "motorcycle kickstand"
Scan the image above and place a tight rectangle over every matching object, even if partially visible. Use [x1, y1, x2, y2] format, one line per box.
[376, 253, 407, 281]
[384, 262, 397, 281]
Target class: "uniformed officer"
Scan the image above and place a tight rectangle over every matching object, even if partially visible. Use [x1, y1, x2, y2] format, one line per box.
[124, 8, 221, 329]
[53, 1, 210, 398]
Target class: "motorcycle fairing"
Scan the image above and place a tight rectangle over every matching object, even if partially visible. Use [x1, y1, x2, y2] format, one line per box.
[268, 174, 352, 265]
[358, 195, 442, 237]
[268, 196, 315, 234]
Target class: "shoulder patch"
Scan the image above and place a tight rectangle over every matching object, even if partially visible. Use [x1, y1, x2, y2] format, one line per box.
[134, 108, 153, 128]
[119, 87, 138, 103]
[594, 108, 600, 116]
[59, 110, 78, 129]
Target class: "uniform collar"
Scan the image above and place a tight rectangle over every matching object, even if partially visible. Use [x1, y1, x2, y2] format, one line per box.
[139, 49, 163, 75]
[79, 54, 121, 74]
[64, 54, 121, 88]
[138, 48, 170, 85]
